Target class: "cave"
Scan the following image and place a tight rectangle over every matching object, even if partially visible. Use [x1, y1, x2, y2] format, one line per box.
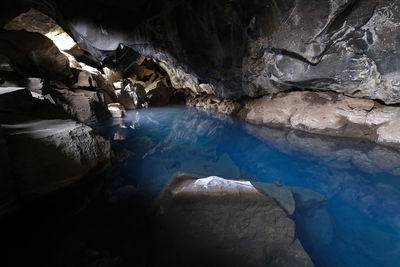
[1, 0, 400, 266]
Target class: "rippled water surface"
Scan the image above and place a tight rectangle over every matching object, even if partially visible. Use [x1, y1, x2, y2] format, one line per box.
[98, 107, 400, 267]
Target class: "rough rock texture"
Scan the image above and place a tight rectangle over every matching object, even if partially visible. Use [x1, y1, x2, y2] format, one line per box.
[8, 0, 399, 104]
[3, 8, 83, 57]
[187, 94, 242, 115]
[152, 173, 313, 267]
[239, 91, 400, 146]
[0, 86, 110, 214]
[0, 29, 72, 80]
[116, 83, 146, 110]
[1, 119, 110, 196]
[50, 88, 110, 124]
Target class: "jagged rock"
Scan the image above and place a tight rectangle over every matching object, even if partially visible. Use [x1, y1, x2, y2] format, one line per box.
[1, 119, 110, 196]
[159, 60, 215, 95]
[113, 81, 124, 90]
[50, 89, 110, 124]
[20, 0, 399, 104]
[0, 86, 70, 122]
[107, 103, 126, 118]
[0, 77, 44, 94]
[0, 30, 72, 80]
[238, 91, 400, 147]
[103, 68, 123, 84]
[152, 173, 314, 267]
[187, 94, 241, 115]
[116, 83, 146, 109]
[71, 69, 97, 88]
[145, 78, 172, 106]
[4, 8, 83, 58]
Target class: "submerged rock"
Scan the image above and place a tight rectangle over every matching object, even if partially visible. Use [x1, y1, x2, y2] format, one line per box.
[252, 181, 295, 216]
[152, 173, 314, 267]
[291, 186, 327, 210]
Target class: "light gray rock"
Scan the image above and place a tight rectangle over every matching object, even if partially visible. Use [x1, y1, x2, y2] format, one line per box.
[152, 173, 314, 267]
[377, 118, 400, 145]
[1, 119, 110, 196]
[238, 91, 400, 147]
[107, 103, 126, 118]
[187, 94, 241, 115]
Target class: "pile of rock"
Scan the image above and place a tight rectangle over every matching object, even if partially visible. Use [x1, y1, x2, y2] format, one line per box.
[108, 56, 189, 113]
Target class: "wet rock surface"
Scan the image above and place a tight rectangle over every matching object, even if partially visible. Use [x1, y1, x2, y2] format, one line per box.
[152, 173, 314, 267]
[239, 91, 400, 147]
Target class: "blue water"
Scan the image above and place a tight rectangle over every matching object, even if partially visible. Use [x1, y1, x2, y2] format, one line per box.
[97, 106, 400, 267]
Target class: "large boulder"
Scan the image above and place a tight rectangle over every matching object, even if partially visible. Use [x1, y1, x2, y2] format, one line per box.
[1, 119, 110, 196]
[151, 173, 314, 267]
[0, 30, 72, 80]
[50, 88, 110, 124]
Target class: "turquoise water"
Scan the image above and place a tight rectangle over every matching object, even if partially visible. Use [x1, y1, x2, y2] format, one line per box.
[98, 107, 400, 267]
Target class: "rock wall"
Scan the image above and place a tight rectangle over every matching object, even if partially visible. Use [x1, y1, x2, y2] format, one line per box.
[7, 0, 399, 104]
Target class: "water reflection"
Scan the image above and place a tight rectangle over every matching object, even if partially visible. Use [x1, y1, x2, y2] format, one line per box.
[97, 107, 400, 267]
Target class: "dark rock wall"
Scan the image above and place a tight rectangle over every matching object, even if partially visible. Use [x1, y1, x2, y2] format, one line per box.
[9, 0, 399, 103]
